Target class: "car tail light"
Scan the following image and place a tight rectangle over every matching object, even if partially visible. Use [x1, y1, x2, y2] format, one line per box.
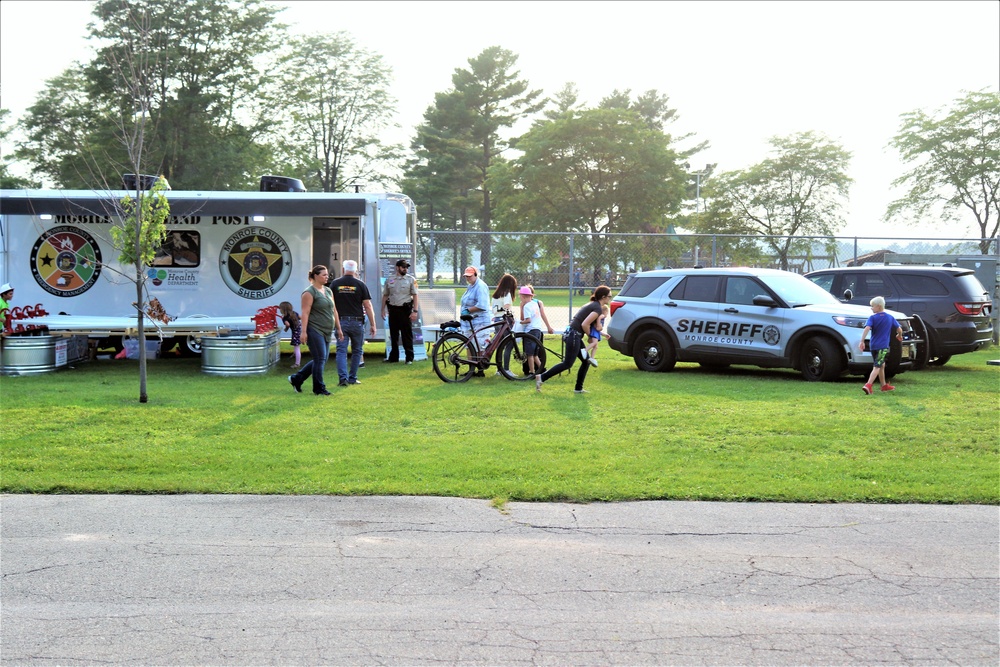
[609, 300, 626, 316]
[954, 301, 987, 316]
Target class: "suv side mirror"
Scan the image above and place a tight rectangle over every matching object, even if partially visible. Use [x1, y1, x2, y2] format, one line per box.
[752, 295, 778, 307]
[843, 289, 853, 301]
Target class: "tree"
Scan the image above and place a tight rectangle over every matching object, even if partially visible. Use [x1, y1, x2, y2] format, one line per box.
[403, 90, 481, 281]
[13, 68, 108, 187]
[97, 6, 171, 403]
[113, 176, 171, 404]
[446, 46, 544, 268]
[0, 109, 40, 189]
[887, 89, 1000, 253]
[490, 105, 687, 278]
[704, 131, 852, 270]
[404, 46, 542, 275]
[16, 0, 283, 190]
[275, 33, 401, 192]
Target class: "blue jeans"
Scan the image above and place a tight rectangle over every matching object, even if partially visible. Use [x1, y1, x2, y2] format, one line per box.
[293, 326, 331, 393]
[336, 319, 365, 382]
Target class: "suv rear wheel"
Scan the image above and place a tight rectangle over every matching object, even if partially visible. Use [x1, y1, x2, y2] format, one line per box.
[633, 330, 676, 373]
[799, 336, 843, 382]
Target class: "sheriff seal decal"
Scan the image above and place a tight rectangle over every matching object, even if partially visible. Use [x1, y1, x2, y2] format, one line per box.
[219, 227, 291, 299]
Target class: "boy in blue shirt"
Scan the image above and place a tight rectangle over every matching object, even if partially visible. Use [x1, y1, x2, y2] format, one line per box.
[858, 296, 903, 394]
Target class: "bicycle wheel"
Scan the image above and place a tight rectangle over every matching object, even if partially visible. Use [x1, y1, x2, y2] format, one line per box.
[431, 332, 477, 383]
[497, 332, 546, 381]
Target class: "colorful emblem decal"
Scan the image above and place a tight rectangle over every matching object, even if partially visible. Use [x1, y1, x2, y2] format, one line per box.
[219, 227, 292, 299]
[30, 226, 103, 297]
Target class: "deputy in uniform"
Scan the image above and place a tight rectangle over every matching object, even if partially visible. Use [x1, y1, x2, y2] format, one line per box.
[381, 259, 420, 363]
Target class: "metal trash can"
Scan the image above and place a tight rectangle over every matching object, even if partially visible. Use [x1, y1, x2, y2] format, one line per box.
[200, 331, 280, 376]
[1, 334, 59, 376]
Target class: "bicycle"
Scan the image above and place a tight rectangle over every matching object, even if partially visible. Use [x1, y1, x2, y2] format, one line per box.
[431, 311, 559, 383]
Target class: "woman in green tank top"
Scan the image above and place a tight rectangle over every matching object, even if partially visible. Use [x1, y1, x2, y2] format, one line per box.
[288, 265, 342, 395]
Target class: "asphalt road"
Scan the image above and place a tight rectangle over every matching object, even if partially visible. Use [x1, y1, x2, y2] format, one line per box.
[2, 495, 997, 666]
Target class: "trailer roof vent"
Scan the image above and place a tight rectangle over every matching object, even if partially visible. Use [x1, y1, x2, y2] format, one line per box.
[122, 174, 170, 190]
[260, 175, 306, 193]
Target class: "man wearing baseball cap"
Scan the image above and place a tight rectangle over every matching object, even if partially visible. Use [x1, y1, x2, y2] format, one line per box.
[381, 259, 420, 364]
[460, 266, 491, 353]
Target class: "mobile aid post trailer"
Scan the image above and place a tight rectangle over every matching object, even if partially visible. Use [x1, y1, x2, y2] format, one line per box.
[0, 176, 422, 359]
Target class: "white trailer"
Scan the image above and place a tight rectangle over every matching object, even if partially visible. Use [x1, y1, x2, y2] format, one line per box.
[0, 180, 418, 355]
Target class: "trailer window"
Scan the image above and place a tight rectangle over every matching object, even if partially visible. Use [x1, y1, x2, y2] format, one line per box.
[152, 231, 201, 267]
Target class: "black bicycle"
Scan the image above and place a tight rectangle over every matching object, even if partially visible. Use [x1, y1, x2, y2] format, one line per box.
[431, 311, 555, 383]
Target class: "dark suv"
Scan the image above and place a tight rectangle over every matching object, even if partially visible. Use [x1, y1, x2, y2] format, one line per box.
[805, 266, 993, 367]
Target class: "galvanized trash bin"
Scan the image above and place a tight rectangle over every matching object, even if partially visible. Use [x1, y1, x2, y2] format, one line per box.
[1, 334, 60, 376]
[1, 334, 91, 376]
[200, 331, 280, 376]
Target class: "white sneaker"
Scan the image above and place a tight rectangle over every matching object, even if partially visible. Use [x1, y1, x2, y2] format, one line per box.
[588, 358, 598, 367]
[580, 348, 589, 360]
[574, 389, 589, 394]
[535, 375, 543, 392]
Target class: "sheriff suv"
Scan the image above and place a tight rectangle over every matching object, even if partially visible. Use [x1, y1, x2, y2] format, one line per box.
[606, 267, 919, 381]
[804, 265, 993, 368]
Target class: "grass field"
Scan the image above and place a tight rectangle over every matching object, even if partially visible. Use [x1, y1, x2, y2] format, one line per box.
[2, 342, 997, 503]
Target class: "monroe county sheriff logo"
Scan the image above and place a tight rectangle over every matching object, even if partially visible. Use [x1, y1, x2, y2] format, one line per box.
[676, 319, 781, 346]
[219, 227, 291, 299]
[30, 226, 103, 297]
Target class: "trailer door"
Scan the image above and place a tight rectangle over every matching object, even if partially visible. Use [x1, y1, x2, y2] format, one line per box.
[313, 216, 363, 282]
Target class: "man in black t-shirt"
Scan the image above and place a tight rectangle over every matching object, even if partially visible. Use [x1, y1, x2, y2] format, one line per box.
[329, 260, 377, 386]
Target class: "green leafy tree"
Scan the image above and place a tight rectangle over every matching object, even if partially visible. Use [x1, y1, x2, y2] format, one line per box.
[13, 68, 107, 187]
[442, 46, 544, 268]
[403, 89, 481, 281]
[16, 0, 283, 190]
[113, 178, 170, 268]
[276, 33, 401, 192]
[94, 6, 172, 403]
[0, 109, 40, 189]
[542, 83, 585, 121]
[887, 89, 1000, 253]
[704, 131, 852, 270]
[490, 105, 687, 277]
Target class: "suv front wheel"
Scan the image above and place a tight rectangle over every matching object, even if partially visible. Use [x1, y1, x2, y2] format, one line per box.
[799, 336, 844, 382]
[633, 329, 676, 373]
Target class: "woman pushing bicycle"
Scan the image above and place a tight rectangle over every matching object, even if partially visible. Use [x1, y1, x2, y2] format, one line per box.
[535, 285, 612, 394]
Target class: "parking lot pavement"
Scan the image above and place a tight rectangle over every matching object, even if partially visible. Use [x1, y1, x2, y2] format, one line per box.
[2, 495, 997, 666]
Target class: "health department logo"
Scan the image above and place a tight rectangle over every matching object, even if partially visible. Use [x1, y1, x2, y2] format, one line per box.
[763, 325, 780, 346]
[147, 268, 168, 286]
[30, 226, 103, 297]
[219, 227, 291, 299]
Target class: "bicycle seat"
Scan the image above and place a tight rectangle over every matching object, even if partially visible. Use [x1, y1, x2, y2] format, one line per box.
[460, 314, 474, 322]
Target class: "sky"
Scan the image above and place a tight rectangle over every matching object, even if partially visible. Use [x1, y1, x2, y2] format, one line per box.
[1, 0, 998, 239]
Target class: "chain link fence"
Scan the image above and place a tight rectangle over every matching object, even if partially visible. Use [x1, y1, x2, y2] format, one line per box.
[416, 231, 1000, 333]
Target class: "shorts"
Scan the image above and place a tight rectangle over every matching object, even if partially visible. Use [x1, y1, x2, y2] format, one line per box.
[524, 328, 542, 357]
[871, 348, 889, 367]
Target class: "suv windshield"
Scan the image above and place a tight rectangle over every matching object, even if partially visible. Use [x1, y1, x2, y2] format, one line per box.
[760, 273, 842, 307]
